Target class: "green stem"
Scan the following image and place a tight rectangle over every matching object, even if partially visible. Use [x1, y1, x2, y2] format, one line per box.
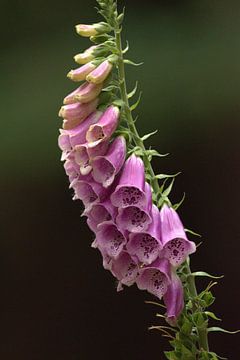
[114, 16, 209, 356]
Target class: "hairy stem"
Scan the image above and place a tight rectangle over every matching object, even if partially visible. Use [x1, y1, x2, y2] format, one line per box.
[114, 18, 209, 355]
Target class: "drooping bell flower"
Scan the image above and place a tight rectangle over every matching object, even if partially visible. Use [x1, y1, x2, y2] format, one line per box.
[136, 258, 171, 300]
[110, 154, 146, 208]
[58, 111, 102, 155]
[75, 22, 111, 37]
[63, 158, 80, 184]
[94, 221, 127, 259]
[86, 105, 120, 147]
[59, 98, 99, 130]
[67, 62, 96, 82]
[74, 140, 108, 176]
[160, 204, 196, 267]
[163, 271, 184, 326]
[74, 46, 97, 64]
[91, 136, 126, 188]
[63, 82, 102, 105]
[116, 182, 152, 233]
[72, 175, 110, 211]
[86, 60, 113, 84]
[111, 251, 139, 288]
[127, 204, 162, 265]
[83, 199, 117, 233]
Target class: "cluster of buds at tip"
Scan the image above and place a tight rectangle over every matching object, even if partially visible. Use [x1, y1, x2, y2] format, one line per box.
[58, 16, 197, 326]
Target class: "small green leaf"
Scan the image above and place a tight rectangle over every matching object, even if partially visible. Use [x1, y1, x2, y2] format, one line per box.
[127, 81, 138, 99]
[208, 327, 240, 334]
[155, 172, 181, 180]
[112, 99, 125, 107]
[130, 92, 142, 111]
[204, 311, 222, 321]
[173, 193, 186, 210]
[162, 178, 175, 197]
[141, 130, 158, 141]
[185, 228, 202, 237]
[122, 40, 129, 54]
[191, 272, 224, 280]
[124, 59, 144, 66]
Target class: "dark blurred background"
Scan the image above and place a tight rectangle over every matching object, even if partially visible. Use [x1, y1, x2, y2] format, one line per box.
[1, 0, 240, 359]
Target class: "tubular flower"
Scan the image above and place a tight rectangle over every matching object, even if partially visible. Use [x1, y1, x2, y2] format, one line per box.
[110, 154, 147, 208]
[127, 204, 162, 265]
[160, 204, 196, 267]
[136, 258, 171, 300]
[86, 105, 120, 147]
[60, 98, 99, 130]
[91, 136, 126, 188]
[74, 46, 98, 64]
[86, 60, 113, 84]
[83, 199, 117, 233]
[63, 82, 102, 104]
[94, 221, 127, 259]
[111, 251, 139, 288]
[67, 62, 96, 82]
[116, 181, 152, 233]
[163, 271, 184, 326]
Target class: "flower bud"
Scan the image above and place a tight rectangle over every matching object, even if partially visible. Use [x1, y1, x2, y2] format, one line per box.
[67, 62, 96, 82]
[86, 60, 113, 84]
[60, 98, 99, 130]
[74, 82, 103, 103]
[75, 22, 111, 37]
[163, 272, 184, 326]
[74, 46, 97, 65]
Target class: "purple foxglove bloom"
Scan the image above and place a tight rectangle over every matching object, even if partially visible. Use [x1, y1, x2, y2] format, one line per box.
[136, 258, 171, 300]
[96, 246, 113, 271]
[163, 272, 184, 326]
[67, 62, 96, 82]
[60, 98, 99, 130]
[127, 204, 163, 265]
[86, 105, 120, 147]
[160, 205, 196, 267]
[73, 175, 110, 211]
[74, 46, 97, 64]
[58, 111, 102, 153]
[86, 60, 113, 84]
[63, 82, 102, 105]
[111, 251, 139, 287]
[116, 182, 152, 233]
[84, 199, 117, 233]
[91, 136, 126, 188]
[63, 158, 80, 184]
[110, 154, 146, 209]
[74, 140, 108, 176]
[94, 221, 127, 259]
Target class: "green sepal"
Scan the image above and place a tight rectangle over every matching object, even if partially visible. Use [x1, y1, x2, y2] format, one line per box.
[140, 129, 158, 141]
[90, 34, 113, 44]
[130, 92, 142, 111]
[185, 228, 202, 237]
[173, 193, 186, 210]
[204, 311, 222, 321]
[207, 326, 240, 335]
[127, 81, 138, 99]
[123, 59, 144, 66]
[190, 272, 224, 280]
[199, 291, 216, 308]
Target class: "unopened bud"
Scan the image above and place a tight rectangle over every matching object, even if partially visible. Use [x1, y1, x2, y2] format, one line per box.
[74, 46, 97, 65]
[75, 22, 111, 37]
[86, 60, 113, 84]
[67, 62, 96, 82]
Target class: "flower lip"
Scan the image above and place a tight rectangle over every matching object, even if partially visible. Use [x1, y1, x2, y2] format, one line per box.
[160, 204, 196, 267]
[127, 204, 162, 265]
[136, 258, 171, 300]
[95, 221, 127, 259]
[110, 154, 146, 208]
[111, 251, 139, 287]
